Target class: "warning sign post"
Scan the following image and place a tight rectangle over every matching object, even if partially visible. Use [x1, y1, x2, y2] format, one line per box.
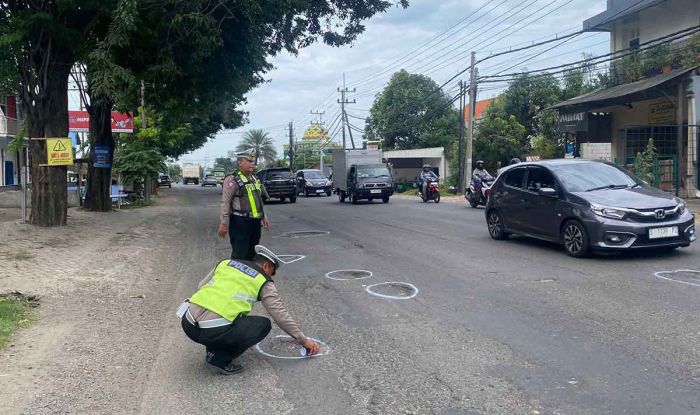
[46, 138, 74, 166]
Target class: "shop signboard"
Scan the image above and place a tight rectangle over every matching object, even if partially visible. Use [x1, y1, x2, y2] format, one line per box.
[558, 112, 587, 133]
[649, 101, 676, 124]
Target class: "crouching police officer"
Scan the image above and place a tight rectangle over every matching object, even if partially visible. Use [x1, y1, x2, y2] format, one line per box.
[179, 245, 320, 374]
[218, 149, 270, 260]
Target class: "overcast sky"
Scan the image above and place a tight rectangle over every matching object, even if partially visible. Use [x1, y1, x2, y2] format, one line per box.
[176, 0, 610, 168]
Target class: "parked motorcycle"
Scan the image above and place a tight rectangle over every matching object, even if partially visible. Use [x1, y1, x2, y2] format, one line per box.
[421, 180, 440, 203]
[465, 177, 493, 208]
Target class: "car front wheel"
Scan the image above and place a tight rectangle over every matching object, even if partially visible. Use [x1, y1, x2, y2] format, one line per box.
[562, 220, 590, 258]
[487, 210, 509, 240]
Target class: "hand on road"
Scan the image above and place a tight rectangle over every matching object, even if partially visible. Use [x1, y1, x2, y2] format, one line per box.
[217, 223, 228, 238]
[262, 217, 270, 231]
[302, 338, 320, 356]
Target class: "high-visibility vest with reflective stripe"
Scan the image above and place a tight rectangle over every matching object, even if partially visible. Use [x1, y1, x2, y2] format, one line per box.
[234, 170, 264, 219]
[189, 259, 269, 322]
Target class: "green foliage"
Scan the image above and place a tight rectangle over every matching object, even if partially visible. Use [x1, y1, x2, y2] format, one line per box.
[7, 122, 27, 152]
[0, 294, 36, 348]
[530, 109, 563, 159]
[365, 70, 458, 153]
[502, 73, 561, 137]
[167, 163, 182, 182]
[633, 138, 656, 185]
[473, 100, 527, 171]
[113, 137, 167, 188]
[237, 130, 277, 164]
[214, 157, 236, 172]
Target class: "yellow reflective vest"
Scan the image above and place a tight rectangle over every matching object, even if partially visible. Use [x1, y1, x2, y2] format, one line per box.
[189, 259, 270, 321]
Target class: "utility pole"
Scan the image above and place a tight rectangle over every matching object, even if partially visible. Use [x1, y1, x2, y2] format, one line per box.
[466, 51, 478, 190]
[338, 73, 356, 149]
[458, 80, 466, 194]
[288, 121, 294, 169]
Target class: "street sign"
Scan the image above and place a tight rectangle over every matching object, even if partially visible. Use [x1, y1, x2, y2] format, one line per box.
[46, 138, 74, 166]
[93, 146, 111, 168]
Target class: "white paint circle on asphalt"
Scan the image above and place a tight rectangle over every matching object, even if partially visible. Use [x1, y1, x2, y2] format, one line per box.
[277, 255, 306, 264]
[325, 269, 373, 281]
[654, 269, 700, 287]
[365, 282, 419, 300]
[255, 335, 330, 359]
[280, 231, 330, 238]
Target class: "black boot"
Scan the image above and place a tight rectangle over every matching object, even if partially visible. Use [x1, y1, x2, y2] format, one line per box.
[206, 352, 243, 375]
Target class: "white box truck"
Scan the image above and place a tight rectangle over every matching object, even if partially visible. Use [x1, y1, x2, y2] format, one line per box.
[182, 163, 200, 185]
[331, 149, 394, 204]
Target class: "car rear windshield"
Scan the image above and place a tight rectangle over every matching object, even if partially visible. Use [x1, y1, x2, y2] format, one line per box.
[549, 162, 639, 192]
[305, 171, 326, 179]
[357, 165, 390, 178]
[266, 169, 294, 179]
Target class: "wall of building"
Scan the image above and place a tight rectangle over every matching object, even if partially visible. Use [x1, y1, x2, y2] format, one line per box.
[610, 0, 699, 52]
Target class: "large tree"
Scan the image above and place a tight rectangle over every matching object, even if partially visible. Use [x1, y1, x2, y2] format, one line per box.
[473, 99, 528, 171]
[2, 0, 408, 224]
[501, 73, 561, 138]
[365, 70, 459, 152]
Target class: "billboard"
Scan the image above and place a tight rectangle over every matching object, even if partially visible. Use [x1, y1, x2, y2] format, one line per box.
[68, 110, 134, 133]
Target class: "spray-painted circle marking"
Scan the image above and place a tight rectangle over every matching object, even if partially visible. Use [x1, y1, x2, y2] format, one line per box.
[255, 335, 330, 359]
[277, 255, 306, 264]
[654, 269, 700, 288]
[280, 231, 329, 238]
[365, 282, 419, 300]
[324, 269, 373, 281]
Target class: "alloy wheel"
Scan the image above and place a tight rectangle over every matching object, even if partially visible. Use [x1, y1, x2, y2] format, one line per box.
[563, 223, 584, 255]
[487, 211, 507, 240]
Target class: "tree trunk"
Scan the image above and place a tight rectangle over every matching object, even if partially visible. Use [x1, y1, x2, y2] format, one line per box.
[84, 97, 115, 212]
[28, 66, 71, 227]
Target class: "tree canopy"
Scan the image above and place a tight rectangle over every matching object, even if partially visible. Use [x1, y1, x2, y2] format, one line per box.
[365, 70, 459, 153]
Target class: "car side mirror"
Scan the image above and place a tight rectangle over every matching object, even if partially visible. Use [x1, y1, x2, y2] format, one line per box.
[538, 187, 557, 198]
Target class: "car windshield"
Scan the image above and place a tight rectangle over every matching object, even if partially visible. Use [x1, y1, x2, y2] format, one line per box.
[267, 170, 293, 179]
[205, 175, 215, 179]
[357, 166, 390, 178]
[549, 162, 639, 192]
[305, 171, 326, 179]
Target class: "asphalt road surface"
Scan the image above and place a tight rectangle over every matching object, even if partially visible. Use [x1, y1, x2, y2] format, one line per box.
[8, 185, 700, 414]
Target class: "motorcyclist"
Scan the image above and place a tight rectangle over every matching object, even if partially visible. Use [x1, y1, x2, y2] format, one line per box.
[472, 160, 494, 202]
[419, 164, 439, 198]
[510, 158, 521, 165]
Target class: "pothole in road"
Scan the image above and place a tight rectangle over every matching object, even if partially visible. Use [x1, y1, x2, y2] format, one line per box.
[277, 255, 306, 264]
[654, 269, 700, 287]
[365, 282, 419, 300]
[325, 269, 373, 281]
[255, 335, 330, 359]
[280, 231, 330, 238]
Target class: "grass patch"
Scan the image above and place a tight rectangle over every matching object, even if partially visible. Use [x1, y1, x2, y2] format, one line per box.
[400, 188, 419, 196]
[0, 293, 39, 348]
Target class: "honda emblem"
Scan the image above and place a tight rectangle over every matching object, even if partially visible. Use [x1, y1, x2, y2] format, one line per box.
[654, 209, 666, 219]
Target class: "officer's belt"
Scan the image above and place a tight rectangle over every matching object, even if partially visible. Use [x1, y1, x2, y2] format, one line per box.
[231, 210, 259, 218]
[185, 308, 231, 329]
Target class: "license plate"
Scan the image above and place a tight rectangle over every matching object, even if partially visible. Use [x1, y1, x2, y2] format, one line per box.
[649, 226, 679, 239]
[370, 189, 382, 194]
[316, 189, 325, 193]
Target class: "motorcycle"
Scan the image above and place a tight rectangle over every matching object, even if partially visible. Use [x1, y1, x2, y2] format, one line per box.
[421, 180, 440, 203]
[465, 176, 494, 208]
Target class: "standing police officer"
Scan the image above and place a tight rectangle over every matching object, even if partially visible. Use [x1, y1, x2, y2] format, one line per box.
[218, 149, 271, 259]
[179, 245, 321, 374]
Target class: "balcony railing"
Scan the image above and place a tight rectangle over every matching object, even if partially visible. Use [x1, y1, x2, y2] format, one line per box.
[0, 115, 19, 136]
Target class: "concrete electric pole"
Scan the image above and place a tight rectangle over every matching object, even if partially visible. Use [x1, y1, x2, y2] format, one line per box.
[338, 73, 356, 149]
[466, 51, 478, 189]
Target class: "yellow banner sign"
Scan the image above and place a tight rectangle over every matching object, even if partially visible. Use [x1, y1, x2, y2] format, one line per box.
[649, 101, 676, 125]
[46, 138, 74, 166]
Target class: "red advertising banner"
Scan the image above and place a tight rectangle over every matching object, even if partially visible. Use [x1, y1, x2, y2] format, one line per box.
[68, 110, 134, 133]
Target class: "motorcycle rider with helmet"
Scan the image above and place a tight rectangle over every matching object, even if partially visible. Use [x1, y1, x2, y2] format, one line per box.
[472, 160, 494, 203]
[419, 164, 439, 199]
[510, 157, 521, 165]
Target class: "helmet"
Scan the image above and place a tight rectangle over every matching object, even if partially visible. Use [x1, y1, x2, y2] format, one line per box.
[422, 164, 432, 170]
[475, 160, 484, 168]
[510, 158, 521, 165]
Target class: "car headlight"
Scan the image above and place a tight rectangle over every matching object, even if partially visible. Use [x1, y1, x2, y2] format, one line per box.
[673, 197, 686, 214]
[305, 180, 313, 186]
[590, 203, 630, 220]
[358, 183, 365, 189]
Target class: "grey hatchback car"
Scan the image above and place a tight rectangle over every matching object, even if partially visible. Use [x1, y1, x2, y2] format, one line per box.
[485, 159, 696, 257]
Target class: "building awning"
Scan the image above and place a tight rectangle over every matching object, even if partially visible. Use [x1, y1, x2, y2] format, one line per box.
[550, 66, 699, 111]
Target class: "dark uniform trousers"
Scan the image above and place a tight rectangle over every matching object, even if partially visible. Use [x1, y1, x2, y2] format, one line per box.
[229, 215, 262, 260]
[181, 315, 271, 366]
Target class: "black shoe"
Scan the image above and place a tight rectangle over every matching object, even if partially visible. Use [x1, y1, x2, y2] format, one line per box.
[206, 354, 243, 375]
